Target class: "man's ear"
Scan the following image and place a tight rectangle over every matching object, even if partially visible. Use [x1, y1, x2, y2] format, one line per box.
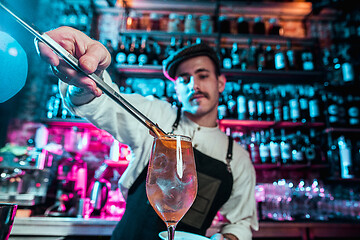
[218, 74, 226, 93]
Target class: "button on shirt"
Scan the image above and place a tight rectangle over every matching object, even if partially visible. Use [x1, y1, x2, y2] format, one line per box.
[59, 71, 259, 240]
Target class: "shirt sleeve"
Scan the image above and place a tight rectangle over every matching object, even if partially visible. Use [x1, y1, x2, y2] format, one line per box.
[58, 71, 175, 148]
[218, 145, 259, 240]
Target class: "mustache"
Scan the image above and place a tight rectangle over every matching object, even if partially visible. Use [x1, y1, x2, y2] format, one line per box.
[190, 91, 209, 100]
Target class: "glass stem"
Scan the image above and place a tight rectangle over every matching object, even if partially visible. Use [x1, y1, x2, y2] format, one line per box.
[167, 225, 176, 240]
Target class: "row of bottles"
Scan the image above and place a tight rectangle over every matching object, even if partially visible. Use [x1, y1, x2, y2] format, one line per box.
[231, 128, 324, 166]
[107, 34, 317, 74]
[110, 35, 202, 66]
[125, 9, 285, 36]
[52, 0, 92, 34]
[325, 92, 360, 128]
[220, 41, 315, 71]
[218, 83, 324, 124]
[328, 134, 360, 179]
[321, 43, 359, 87]
[44, 84, 78, 120]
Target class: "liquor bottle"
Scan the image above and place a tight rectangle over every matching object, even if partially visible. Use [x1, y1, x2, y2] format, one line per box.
[256, 88, 265, 121]
[256, 44, 266, 71]
[281, 89, 290, 122]
[304, 135, 316, 164]
[259, 130, 271, 164]
[165, 37, 178, 59]
[231, 43, 241, 69]
[299, 86, 309, 123]
[327, 93, 340, 127]
[138, 36, 149, 66]
[285, 40, 298, 71]
[127, 36, 138, 65]
[252, 16, 266, 35]
[151, 41, 162, 65]
[338, 135, 354, 179]
[265, 45, 275, 70]
[341, 47, 355, 85]
[237, 84, 247, 120]
[328, 139, 341, 179]
[291, 130, 306, 164]
[346, 95, 360, 127]
[289, 90, 300, 123]
[237, 16, 249, 34]
[274, 44, 286, 70]
[269, 128, 281, 164]
[249, 131, 261, 164]
[115, 36, 128, 65]
[247, 40, 257, 70]
[218, 94, 228, 120]
[308, 128, 323, 164]
[247, 86, 257, 120]
[265, 89, 274, 121]
[308, 86, 322, 123]
[280, 129, 292, 165]
[273, 88, 283, 122]
[268, 18, 282, 35]
[227, 91, 237, 119]
[221, 47, 232, 69]
[239, 48, 248, 71]
[301, 49, 315, 71]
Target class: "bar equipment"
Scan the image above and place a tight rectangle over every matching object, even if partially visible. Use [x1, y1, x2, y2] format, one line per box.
[0, 203, 18, 240]
[0, 148, 54, 206]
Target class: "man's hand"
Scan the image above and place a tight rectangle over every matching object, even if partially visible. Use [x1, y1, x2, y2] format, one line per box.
[36, 26, 111, 98]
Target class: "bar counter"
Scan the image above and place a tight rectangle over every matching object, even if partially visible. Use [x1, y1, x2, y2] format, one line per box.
[10, 216, 360, 240]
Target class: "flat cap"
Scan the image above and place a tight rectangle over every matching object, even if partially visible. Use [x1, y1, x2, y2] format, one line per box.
[162, 42, 220, 81]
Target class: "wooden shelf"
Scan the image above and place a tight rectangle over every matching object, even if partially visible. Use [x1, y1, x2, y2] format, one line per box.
[218, 119, 325, 131]
[254, 163, 329, 171]
[115, 64, 325, 83]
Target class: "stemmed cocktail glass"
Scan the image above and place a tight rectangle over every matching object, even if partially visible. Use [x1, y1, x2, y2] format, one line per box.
[146, 134, 198, 240]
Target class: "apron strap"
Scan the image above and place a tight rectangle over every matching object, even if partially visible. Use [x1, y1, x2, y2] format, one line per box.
[226, 136, 233, 173]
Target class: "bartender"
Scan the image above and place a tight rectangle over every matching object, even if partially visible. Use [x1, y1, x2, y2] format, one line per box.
[37, 26, 258, 240]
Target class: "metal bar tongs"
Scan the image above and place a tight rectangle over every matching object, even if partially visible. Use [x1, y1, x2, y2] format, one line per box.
[0, 2, 166, 136]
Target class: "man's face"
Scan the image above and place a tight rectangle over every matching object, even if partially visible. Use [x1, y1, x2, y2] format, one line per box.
[174, 56, 225, 118]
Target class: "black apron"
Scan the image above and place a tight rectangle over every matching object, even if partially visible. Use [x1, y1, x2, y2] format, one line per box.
[111, 110, 234, 240]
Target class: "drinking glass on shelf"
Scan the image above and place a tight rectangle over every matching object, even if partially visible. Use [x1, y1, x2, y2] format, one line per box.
[146, 134, 198, 240]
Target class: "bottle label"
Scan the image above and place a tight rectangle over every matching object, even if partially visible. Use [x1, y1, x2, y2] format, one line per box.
[289, 99, 300, 119]
[275, 52, 285, 70]
[127, 53, 137, 65]
[292, 150, 304, 162]
[309, 99, 320, 118]
[138, 54, 148, 65]
[248, 100, 256, 114]
[265, 101, 273, 115]
[270, 142, 280, 158]
[259, 144, 270, 158]
[280, 143, 292, 160]
[342, 62, 354, 82]
[328, 104, 338, 115]
[232, 54, 240, 67]
[348, 106, 359, 117]
[299, 98, 309, 110]
[223, 58, 232, 69]
[283, 106, 290, 121]
[339, 148, 354, 178]
[303, 61, 314, 71]
[116, 52, 127, 64]
[257, 101, 265, 114]
[237, 95, 247, 120]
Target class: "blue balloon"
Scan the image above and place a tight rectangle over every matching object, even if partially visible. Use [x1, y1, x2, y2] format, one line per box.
[0, 31, 28, 103]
